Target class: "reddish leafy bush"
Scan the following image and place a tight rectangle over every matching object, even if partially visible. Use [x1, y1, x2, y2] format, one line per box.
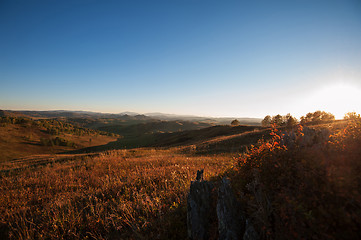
[234, 122, 361, 239]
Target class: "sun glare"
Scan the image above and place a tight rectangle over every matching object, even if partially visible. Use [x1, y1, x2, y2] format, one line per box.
[306, 83, 361, 119]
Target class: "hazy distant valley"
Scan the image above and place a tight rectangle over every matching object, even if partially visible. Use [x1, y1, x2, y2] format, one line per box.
[0, 109, 262, 160]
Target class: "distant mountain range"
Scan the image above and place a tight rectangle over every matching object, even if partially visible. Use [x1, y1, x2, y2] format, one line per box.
[0, 110, 148, 120]
[145, 112, 262, 125]
[0, 109, 262, 125]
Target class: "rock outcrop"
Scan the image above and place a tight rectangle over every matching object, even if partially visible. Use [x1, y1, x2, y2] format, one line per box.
[187, 169, 215, 240]
[217, 177, 245, 240]
[187, 171, 260, 240]
[243, 219, 259, 240]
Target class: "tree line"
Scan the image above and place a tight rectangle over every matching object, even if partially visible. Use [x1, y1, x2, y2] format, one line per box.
[261, 110, 338, 127]
[261, 113, 298, 127]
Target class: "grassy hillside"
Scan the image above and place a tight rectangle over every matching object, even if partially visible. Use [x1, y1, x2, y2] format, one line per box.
[97, 120, 215, 136]
[0, 117, 118, 162]
[1, 118, 359, 239]
[152, 125, 265, 147]
[103, 124, 268, 153]
[0, 149, 235, 239]
[62, 115, 154, 130]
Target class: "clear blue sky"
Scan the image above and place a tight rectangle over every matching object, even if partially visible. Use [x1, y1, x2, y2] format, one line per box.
[1, 0, 361, 118]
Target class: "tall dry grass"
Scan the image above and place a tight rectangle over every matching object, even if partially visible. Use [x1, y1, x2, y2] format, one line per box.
[0, 148, 234, 239]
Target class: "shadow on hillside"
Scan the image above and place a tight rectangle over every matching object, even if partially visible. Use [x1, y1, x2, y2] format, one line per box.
[59, 138, 126, 154]
[129, 202, 189, 240]
[60, 125, 270, 156]
[21, 141, 42, 146]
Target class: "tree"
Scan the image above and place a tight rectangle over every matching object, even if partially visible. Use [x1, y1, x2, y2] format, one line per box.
[300, 110, 335, 125]
[272, 114, 283, 126]
[344, 112, 360, 120]
[312, 110, 323, 123]
[262, 115, 272, 127]
[231, 119, 240, 126]
[320, 111, 335, 122]
[285, 113, 298, 127]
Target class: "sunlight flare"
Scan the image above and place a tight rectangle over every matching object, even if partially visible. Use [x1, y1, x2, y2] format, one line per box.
[306, 83, 361, 119]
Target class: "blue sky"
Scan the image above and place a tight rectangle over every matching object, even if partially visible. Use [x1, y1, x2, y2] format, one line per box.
[1, 0, 361, 118]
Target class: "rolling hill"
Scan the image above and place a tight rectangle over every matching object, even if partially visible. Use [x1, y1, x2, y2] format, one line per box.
[71, 124, 269, 154]
[0, 116, 118, 162]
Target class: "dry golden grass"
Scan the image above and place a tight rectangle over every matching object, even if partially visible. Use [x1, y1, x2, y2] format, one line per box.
[0, 123, 117, 162]
[0, 148, 235, 239]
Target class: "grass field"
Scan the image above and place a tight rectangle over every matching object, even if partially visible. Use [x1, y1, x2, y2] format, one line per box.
[0, 148, 235, 239]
